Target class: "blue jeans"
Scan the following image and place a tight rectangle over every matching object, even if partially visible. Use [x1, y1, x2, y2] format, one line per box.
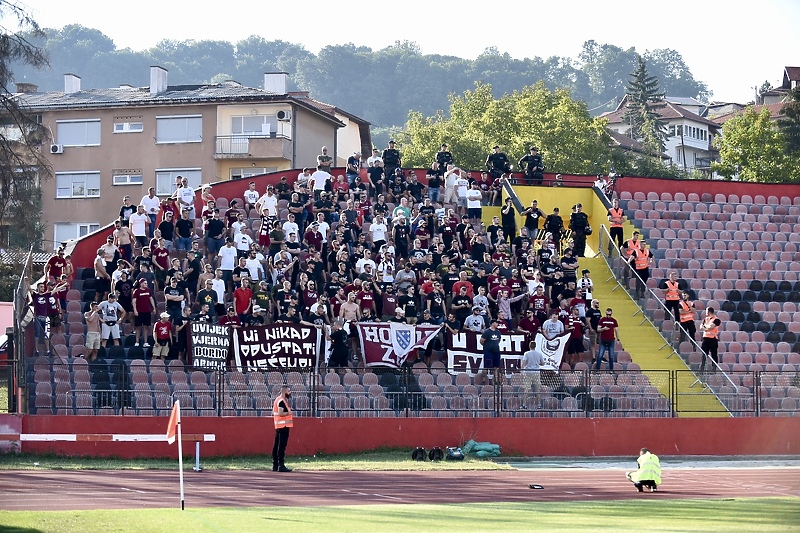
[428, 188, 441, 203]
[206, 237, 224, 255]
[148, 214, 157, 238]
[35, 315, 48, 341]
[175, 237, 192, 251]
[596, 340, 616, 370]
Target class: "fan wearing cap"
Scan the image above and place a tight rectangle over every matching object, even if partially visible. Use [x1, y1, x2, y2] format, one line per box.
[345, 151, 362, 186]
[248, 305, 266, 326]
[464, 305, 486, 333]
[152, 312, 173, 361]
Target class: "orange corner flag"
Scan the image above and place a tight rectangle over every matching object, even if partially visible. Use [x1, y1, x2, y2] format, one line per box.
[166, 399, 180, 444]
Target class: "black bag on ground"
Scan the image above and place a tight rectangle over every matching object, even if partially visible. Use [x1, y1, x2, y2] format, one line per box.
[428, 446, 444, 461]
[411, 447, 427, 461]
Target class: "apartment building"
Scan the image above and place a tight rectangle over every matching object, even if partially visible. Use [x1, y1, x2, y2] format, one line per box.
[14, 68, 370, 249]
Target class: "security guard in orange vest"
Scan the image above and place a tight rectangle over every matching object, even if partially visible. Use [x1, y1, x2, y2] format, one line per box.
[607, 198, 626, 250]
[661, 271, 682, 322]
[620, 231, 640, 282]
[632, 241, 652, 300]
[272, 385, 294, 472]
[699, 307, 721, 373]
[677, 292, 697, 343]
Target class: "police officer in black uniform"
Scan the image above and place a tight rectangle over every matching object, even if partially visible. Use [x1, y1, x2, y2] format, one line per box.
[382, 140, 402, 183]
[435, 143, 453, 173]
[569, 203, 590, 258]
[485, 145, 511, 179]
[518, 146, 544, 185]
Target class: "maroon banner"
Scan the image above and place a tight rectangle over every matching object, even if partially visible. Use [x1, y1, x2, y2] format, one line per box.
[446, 330, 528, 375]
[356, 322, 442, 368]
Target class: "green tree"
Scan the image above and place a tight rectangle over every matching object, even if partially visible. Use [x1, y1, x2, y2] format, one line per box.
[757, 80, 773, 105]
[712, 107, 799, 182]
[398, 82, 611, 174]
[623, 55, 667, 156]
[643, 48, 710, 102]
[778, 85, 800, 156]
[579, 41, 639, 114]
[0, 0, 49, 250]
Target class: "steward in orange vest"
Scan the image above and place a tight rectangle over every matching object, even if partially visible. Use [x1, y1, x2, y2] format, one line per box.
[661, 272, 682, 322]
[272, 385, 293, 472]
[607, 198, 625, 248]
[699, 307, 721, 372]
[677, 292, 697, 343]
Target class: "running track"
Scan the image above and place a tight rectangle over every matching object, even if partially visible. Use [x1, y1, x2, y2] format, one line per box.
[2, 468, 799, 511]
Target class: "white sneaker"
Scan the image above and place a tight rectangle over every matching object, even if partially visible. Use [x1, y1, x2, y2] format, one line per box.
[143, 342, 151, 348]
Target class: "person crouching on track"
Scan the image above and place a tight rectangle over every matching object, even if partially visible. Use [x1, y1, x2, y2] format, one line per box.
[626, 447, 662, 492]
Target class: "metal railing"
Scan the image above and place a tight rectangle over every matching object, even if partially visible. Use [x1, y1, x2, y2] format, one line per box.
[27, 361, 799, 418]
[598, 224, 735, 390]
[10, 246, 36, 414]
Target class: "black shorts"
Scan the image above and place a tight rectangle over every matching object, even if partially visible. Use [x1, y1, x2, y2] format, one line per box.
[567, 337, 585, 354]
[95, 278, 110, 293]
[134, 313, 152, 327]
[484, 350, 501, 369]
[329, 349, 349, 368]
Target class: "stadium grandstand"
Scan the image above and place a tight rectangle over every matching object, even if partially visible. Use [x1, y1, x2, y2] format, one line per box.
[4, 165, 800, 433]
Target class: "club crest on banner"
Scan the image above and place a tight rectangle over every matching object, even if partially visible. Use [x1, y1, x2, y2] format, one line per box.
[535, 331, 571, 371]
[395, 330, 411, 351]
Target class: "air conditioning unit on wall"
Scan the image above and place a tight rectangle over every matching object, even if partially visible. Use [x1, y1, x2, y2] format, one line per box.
[276, 110, 292, 121]
[50, 144, 64, 154]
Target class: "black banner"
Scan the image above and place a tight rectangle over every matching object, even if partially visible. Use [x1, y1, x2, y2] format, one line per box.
[446, 330, 528, 375]
[230, 324, 321, 371]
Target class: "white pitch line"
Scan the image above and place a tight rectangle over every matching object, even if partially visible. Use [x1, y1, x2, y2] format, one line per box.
[119, 487, 150, 494]
[372, 494, 404, 501]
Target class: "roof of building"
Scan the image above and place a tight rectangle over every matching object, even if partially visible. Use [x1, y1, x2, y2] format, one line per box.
[665, 96, 704, 107]
[601, 97, 720, 130]
[783, 67, 800, 89]
[606, 129, 671, 159]
[12, 80, 348, 126]
[709, 103, 788, 125]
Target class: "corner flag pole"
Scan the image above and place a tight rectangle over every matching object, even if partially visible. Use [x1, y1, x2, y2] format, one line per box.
[177, 401, 185, 510]
[167, 399, 185, 510]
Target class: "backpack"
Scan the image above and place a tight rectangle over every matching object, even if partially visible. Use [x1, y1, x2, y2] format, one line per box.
[428, 446, 444, 461]
[411, 447, 427, 461]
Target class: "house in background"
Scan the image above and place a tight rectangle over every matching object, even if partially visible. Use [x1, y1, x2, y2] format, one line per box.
[13, 69, 370, 249]
[601, 95, 721, 176]
[760, 66, 800, 105]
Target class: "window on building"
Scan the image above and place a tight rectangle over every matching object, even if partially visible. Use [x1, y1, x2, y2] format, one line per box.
[668, 125, 676, 137]
[231, 115, 276, 136]
[54, 222, 100, 250]
[230, 167, 276, 180]
[56, 119, 101, 146]
[113, 116, 144, 133]
[55, 172, 101, 198]
[112, 169, 144, 185]
[155, 168, 202, 196]
[155, 115, 202, 144]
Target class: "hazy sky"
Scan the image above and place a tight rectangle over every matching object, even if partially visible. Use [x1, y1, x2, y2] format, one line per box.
[4, 0, 799, 103]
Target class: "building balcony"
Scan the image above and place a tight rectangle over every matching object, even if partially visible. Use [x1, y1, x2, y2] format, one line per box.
[214, 135, 292, 160]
